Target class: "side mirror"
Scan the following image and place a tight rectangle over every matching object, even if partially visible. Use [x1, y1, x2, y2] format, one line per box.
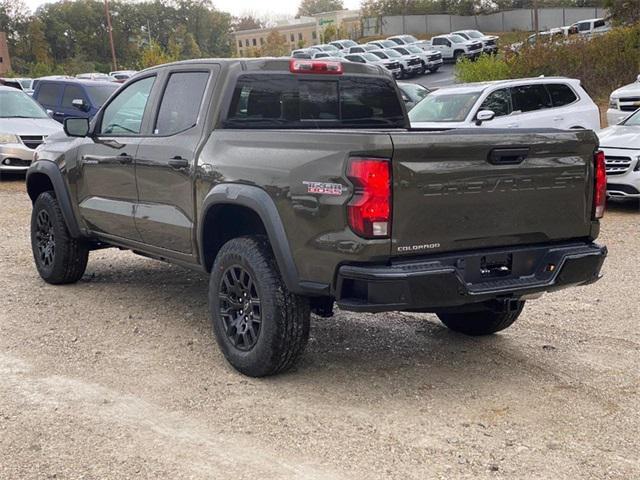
[46, 109, 54, 118]
[71, 98, 87, 111]
[475, 110, 496, 126]
[637, 74, 640, 83]
[64, 117, 90, 138]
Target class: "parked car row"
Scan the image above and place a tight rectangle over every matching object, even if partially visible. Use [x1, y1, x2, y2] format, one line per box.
[511, 17, 610, 51]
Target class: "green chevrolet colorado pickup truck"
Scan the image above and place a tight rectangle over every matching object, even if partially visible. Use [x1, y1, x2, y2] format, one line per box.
[26, 58, 607, 376]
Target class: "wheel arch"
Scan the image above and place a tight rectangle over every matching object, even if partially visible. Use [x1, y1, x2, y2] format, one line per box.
[26, 161, 81, 238]
[199, 184, 303, 295]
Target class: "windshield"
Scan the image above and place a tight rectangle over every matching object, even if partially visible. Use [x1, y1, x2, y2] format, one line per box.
[395, 47, 409, 55]
[362, 53, 380, 62]
[405, 46, 422, 53]
[409, 91, 481, 123]
[371, 51, 388, 59]
[466, 30, 484, 38]
[403, 35, 418, 43]
[341, 40, 357, 48]
[401, 83, 430, 102]
[0, 90, 48, 118]
[85, 84, 119, 107]
[383, 49, 402, 58]
[450, 35, 467, 44]
[321, 45, 339, 52]
[622, 110, 640, 126]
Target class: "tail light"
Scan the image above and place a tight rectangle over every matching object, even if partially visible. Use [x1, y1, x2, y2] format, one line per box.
[289, 59, 343, 74]
[347, 158, 391, 238]
[594, 150, 606, 219]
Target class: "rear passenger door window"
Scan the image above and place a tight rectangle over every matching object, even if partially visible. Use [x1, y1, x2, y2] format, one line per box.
[479, 88, 512, 117]
[37, 83, 61, 107]
[510, 84, 552, 113]
[546, 83, 577, 107]
[154, 71, 209, 135]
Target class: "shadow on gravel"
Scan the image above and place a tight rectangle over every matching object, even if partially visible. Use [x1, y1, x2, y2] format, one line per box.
[606, 199, 640, 214]
[73, 257, 556, 398]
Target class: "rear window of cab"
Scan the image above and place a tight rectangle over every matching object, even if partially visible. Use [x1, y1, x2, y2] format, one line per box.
[224, 74, 406, 129]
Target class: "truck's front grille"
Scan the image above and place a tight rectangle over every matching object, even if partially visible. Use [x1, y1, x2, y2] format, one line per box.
[619, 97, 640, 112]
[19, 135, 45, 150]
[486, 39, 496, 46]
[386, 62, 400, 70]
[605, 155, 633, 175]
[469, 43, 481, 50]
[428, 53, 442, 61]
[408, 58, 421, 66]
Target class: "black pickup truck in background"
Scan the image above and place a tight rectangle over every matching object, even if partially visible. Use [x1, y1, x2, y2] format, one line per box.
[26, 58, 607, 376]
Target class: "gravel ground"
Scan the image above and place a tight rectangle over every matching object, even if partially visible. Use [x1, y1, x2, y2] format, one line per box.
[0, 176, 638, 480]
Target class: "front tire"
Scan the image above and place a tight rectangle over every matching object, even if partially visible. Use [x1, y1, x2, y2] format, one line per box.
[30, 191, 89, 284]
[209, 236, 310, 377]
[429, 66, 440, 73]
[437, 301, 525, 336]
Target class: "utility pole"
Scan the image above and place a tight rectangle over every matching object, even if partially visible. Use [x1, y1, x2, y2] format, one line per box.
[104, 0, 117, 71]
[532, 0, 539, 33]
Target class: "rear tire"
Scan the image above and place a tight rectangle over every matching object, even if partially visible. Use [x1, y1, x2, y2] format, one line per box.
[30, 191, 89, 284]
[209, 236, 310, 377]
[437, 301, 525, 336]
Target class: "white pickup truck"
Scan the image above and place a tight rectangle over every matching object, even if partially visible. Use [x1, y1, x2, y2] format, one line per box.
[607, 75, 640, 126]
[426, 34, 483, 61]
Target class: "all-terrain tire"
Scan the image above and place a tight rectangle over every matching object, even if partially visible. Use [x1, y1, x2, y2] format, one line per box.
[209, 235, 310, 377]
[30, 191, 89, 284]
[437, 301, 525, 336]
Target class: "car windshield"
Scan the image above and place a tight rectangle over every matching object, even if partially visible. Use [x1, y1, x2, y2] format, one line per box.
[321, 45, 339, 52]
[85, 84, 119, 107]
[383, 49, 402, 58]
[362, 53, 380, 62]
[405, 46, 422, 53]
[341, 40, 357, 48]
[450, 35, 467, 44]
[371, 51, 388, 59]
[0, 90, 49, 118]
[401, 83, 430, 102]
[622, 110, 640, 126]
[395, 47, 409, 55]
[466, 30, 484, 38]
[403, 35, 418, 43]
[408, 91, 481, 122]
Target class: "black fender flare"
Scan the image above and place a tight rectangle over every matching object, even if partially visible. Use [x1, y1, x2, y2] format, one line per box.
[199, 184, 304, 294]
[26, 160, 82, 238]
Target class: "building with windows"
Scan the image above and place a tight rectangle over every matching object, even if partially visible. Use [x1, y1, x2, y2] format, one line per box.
[231, 10, 360, 57]
[0, 32, 11, 75]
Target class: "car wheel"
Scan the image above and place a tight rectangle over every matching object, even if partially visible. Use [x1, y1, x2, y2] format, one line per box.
[30, 191, 89, 284]
[453, 50, 463, 62]
[209, 235, 310, 377]
[437, 301, 525, 336]
[429, 66, 440, 73]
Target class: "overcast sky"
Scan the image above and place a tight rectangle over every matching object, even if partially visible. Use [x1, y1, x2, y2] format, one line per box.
[23, 0, 362, 17]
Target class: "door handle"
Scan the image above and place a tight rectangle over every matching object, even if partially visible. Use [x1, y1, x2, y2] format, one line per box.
[488, 147, 529, 165]
[168, 156, 189, 169]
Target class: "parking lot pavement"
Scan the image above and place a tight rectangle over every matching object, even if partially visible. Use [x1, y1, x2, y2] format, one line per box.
[1, 176, 639, 479]
[405, 62, 456, 89]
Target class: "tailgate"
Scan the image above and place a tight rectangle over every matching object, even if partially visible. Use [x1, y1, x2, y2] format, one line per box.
[390, 129, 597, 257]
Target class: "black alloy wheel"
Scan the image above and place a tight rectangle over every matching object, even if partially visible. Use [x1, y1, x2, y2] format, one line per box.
[219, 264, 262, 351]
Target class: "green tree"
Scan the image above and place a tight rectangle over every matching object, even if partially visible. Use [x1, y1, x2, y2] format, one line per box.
[297, 0, 344, 17]
[233, 15, 265, 31]
[140, 40, 175, 68]
[604, 0, 640, 25]
[261, 30, 289, 56]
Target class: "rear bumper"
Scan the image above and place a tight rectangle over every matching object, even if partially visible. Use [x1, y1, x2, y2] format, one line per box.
[335, 242, 606, 312]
